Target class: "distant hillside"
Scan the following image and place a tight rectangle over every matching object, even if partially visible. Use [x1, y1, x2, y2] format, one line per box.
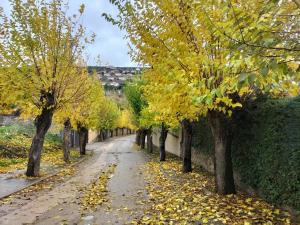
[88, 66, 142, 89]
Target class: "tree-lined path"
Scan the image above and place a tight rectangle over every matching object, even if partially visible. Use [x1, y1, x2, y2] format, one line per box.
[0, 0, 299, 224]
[0, 135, 149, 225]
[0, 135, 296, 224]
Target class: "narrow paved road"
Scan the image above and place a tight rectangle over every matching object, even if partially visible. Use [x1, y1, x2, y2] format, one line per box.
[0, 135, 149, 225]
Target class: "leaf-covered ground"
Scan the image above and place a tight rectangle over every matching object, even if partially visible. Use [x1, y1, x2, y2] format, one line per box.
[0, 124, 80, 174]
[0, 163, 78, 206]
[81, 164, 116, 212]
[134, 155, 293, 225]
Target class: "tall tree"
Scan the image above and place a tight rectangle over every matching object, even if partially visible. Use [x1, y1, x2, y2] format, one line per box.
[124, 77, 149, 148]
[98, 99, 120, 136]
[125, 76, 160, 153]
[0, 0, 94, 176]
[67, 73, 106, 154]
[117, 109, 135, 136]
[107, 0, 299, 194]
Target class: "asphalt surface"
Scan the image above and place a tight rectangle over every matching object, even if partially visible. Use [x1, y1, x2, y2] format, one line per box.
[0, 135, 149, 225]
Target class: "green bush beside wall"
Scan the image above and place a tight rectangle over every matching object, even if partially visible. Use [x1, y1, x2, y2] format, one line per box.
[191, 96, 300, 210]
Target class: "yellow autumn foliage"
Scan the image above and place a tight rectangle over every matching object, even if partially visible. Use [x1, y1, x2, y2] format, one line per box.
[108, 0, 300, 124]
[117, 109, 136, 130]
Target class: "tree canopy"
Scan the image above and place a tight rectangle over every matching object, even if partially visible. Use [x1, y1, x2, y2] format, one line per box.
[106, 0, 299, 122]
[0, 0, 94, 118]
[106, 0, 300, 194]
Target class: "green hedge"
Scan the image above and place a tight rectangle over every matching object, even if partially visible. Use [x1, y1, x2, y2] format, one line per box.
[192, 96, 300, 210]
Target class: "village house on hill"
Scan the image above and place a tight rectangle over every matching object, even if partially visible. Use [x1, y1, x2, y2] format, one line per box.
[88, 66, 141, 95]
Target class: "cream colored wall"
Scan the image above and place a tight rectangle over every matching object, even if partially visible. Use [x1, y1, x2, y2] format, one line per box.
[88, 130, 98, 143]
[152, 128, 181, 156]
[152, 128, 214, 173]
[166, 133, 181, 156]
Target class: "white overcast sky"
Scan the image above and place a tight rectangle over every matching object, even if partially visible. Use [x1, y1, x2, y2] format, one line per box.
[0, 0, 136, 67]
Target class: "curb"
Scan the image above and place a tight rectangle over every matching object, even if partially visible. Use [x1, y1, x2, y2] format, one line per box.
[0, 153, 90, 200]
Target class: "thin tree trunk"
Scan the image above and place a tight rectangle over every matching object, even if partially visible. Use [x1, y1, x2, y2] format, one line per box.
[181, 119, 192, 173]
[63, 119, 71, 163]
[78, 125, 88, 155]
[146, 128, 153, 153]
[98, 130, 103, 142]
[70, 131, 74, 147]
[26, 107, 54, 177]
[136, 129, 141, 145]
[140, 129, 146, 149]
[208, 111, 235, 195]
[102, 130, 106, 140]
[180, 125, 184, 157]
[110, 129, 113, 138]
[159, 123, 168, 161]
[115, 128, 118, 136]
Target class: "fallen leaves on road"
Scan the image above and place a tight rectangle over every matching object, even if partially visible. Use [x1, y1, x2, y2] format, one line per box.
[81, 164, 116, 211]
[0, 164, 78, 206]
[57, 166, 76, 177]
[134, 158, 292, 225]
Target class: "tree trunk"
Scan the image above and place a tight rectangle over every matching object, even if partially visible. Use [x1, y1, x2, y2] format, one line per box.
[159, 123, 168, 161]
[98, 130, 103, 142]
[181, 120, 193, 173]
[140, 129, 146, 149]
[102, 130, 106, 140]
[208, 111, 235, 195]
[78, 125, 88, 155]
[146, 128, 153, 153]
[115, 128, 118, 136]
[110, 129, 113, 138]
[26, 107, 54, 177]
[180, 125, 184, 157]
[136, 129, 141, 145]
[101, 130, 104, 141]
[63, 119, 71, 163]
